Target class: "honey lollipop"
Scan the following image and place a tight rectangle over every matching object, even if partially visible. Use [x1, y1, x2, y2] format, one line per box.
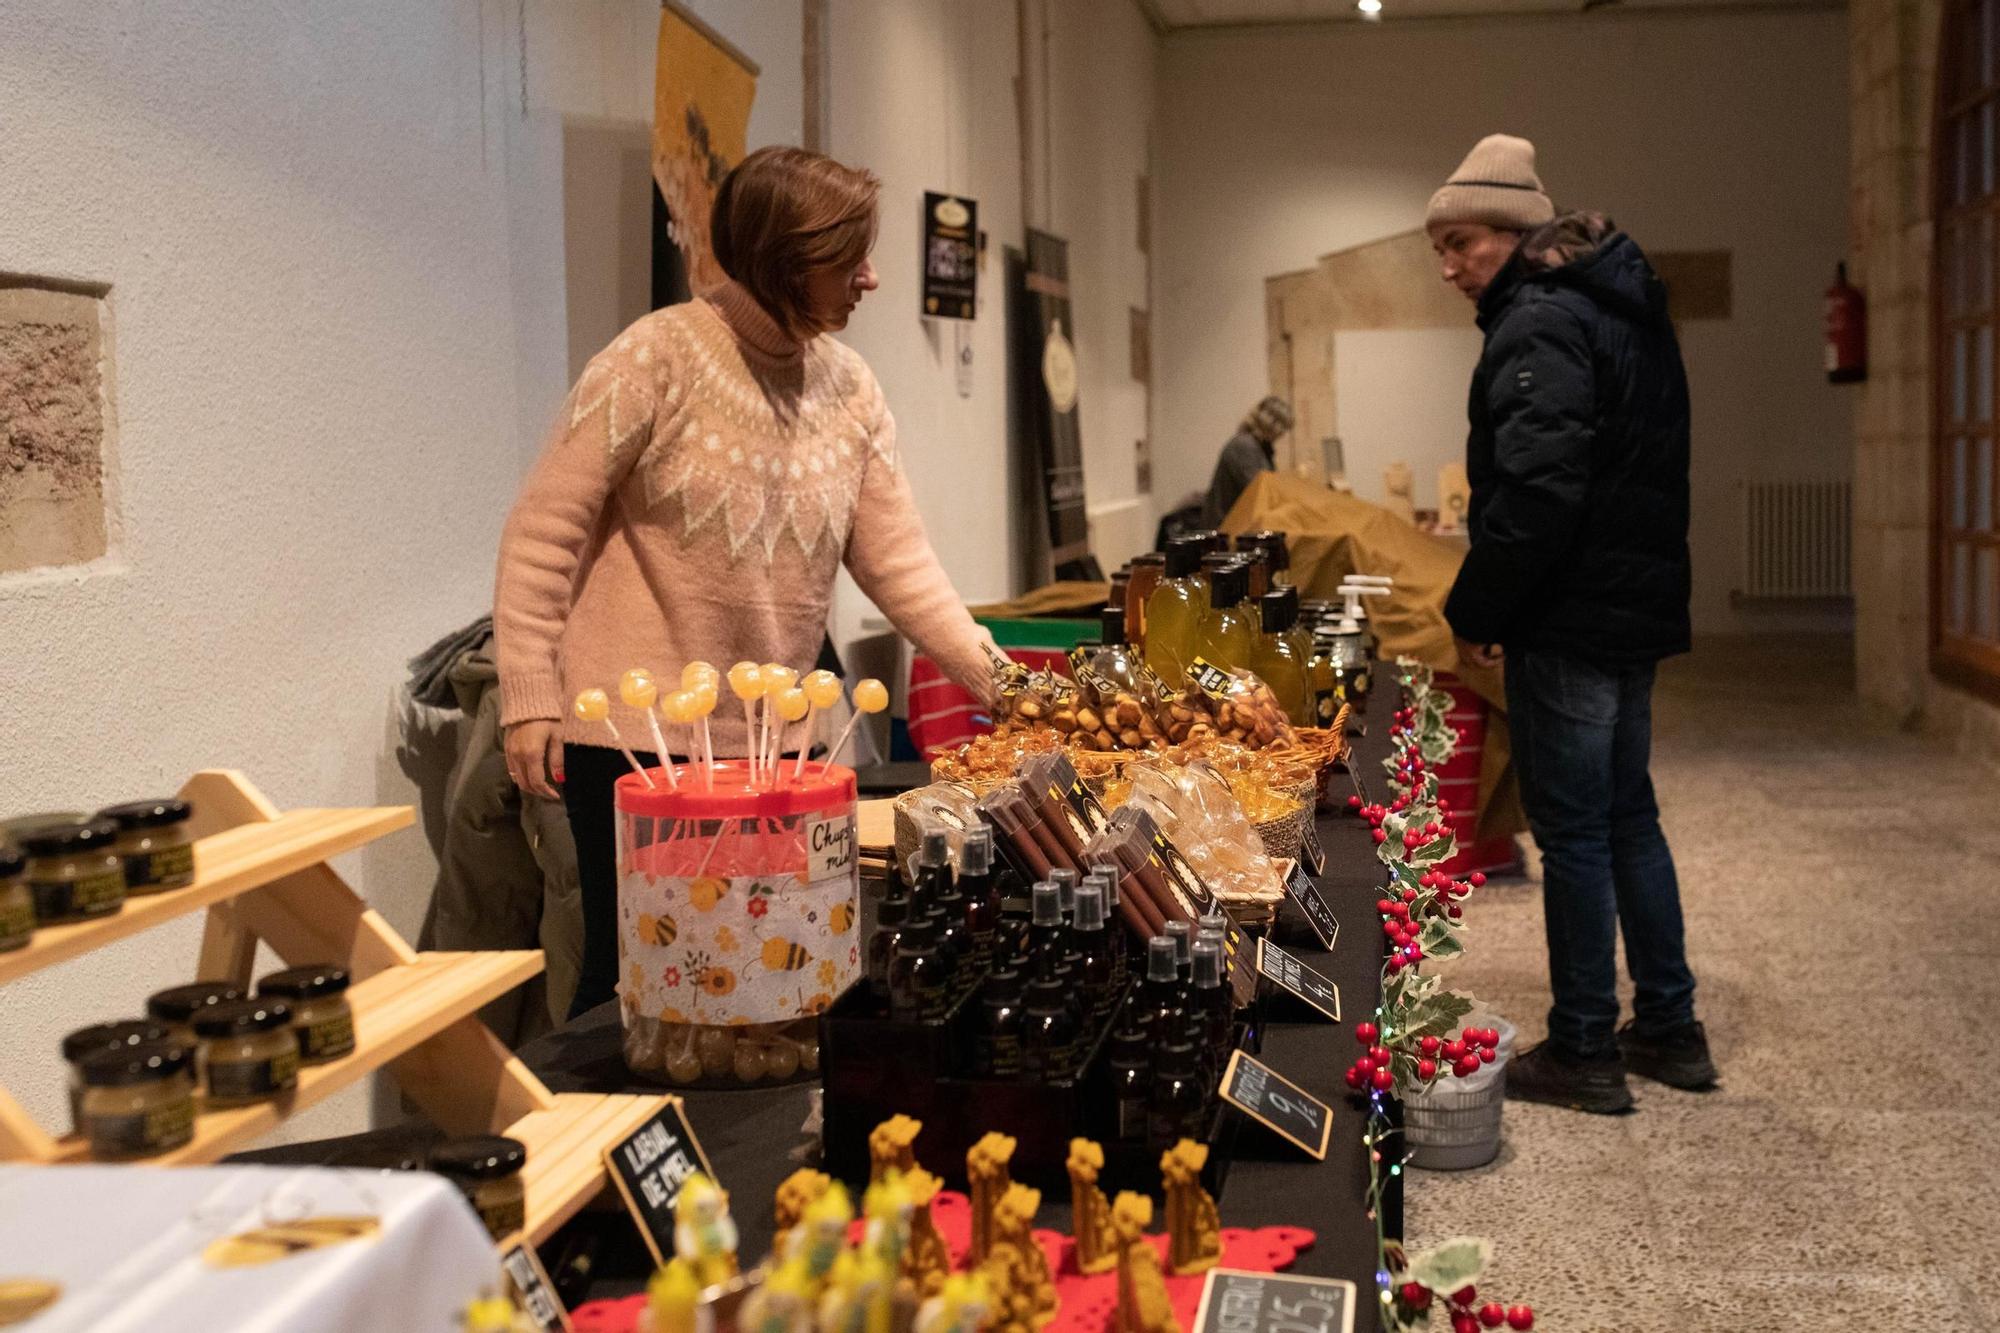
[660, 691, 703, 792]
[824, 678, 889, 766]
[620, 668, 676, 789]
[690, 680, 720, 787]
[574, 688, 653, 788]
[759, 664, 799, 784]
[727, 661, 767, 784]
[682, 660, 719, 693]
[770, 686, 809, 781]
[793, 669, 843, 781]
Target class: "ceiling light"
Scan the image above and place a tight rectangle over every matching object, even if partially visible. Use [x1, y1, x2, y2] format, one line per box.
[1357, 0, 1383, 19]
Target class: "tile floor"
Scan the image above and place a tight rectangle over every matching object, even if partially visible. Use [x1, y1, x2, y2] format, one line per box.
[1402, 636, 1998, 1330]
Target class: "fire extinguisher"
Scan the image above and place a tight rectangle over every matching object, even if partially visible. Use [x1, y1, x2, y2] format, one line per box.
[1825, 261, 1867, 384]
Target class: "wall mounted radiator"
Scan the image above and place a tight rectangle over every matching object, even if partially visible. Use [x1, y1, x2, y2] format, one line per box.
[1733, 478, 1852, 604]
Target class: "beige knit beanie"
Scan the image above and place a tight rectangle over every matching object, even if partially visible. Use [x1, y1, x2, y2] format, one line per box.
[1426, 134, 1555, 232]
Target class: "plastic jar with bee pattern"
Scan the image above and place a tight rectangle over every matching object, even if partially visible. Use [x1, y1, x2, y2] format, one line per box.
[612, 758, 859, 1087]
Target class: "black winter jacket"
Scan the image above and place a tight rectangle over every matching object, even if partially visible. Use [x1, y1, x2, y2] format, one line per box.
[1442, 215, 1692, 665]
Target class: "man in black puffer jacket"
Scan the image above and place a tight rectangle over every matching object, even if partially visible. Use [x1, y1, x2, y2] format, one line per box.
[1427, 135, 1713, 1113]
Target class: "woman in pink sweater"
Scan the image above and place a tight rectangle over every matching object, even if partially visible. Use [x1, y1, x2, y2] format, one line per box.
[495, 146, 994, 1017]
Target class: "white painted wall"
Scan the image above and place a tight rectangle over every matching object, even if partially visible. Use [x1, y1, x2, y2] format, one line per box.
[823, 0, 1159, 660]
[0, 0, 802, 1143]
[1334, 329, 1485, 509]
[1154, 10, 1854, 634]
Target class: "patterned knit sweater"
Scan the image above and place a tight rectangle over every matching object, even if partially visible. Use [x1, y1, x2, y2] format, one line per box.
[495, 281, 994, 749]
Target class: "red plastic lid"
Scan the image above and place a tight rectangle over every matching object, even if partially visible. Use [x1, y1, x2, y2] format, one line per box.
[614, 761, 857, 819]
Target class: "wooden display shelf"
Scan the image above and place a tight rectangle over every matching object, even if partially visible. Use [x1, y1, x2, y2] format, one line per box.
[507, 1092, 674, 1245]
[0, 806, 413, 988]
[42, 950, 542, 1165]
[0, 769, 673, 1251]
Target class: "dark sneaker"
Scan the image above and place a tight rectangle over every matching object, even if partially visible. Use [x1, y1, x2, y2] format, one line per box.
[1618, 1019, 1718, 1090]
[1505, 1042, 1634, 1114]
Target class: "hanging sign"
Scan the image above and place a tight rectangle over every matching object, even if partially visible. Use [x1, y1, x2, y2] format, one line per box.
[922, 192, 978, 320]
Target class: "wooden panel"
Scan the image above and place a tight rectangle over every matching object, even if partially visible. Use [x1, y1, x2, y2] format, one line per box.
[388, 1015, 557, 1137]
[38, 952, 542, 1165]
[511, 1093, 675, 1245]
[0, 806, 412, 987]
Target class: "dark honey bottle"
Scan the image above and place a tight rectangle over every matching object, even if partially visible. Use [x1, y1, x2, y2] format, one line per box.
[1021, 973, 1080, 1082]
[974, 963, 1026, 1078]
[889, 916, 949, 1024]
[1070, 885, 1116, 1026]
[959, 828, 1002, 977]
[866, 866, 912, 1004]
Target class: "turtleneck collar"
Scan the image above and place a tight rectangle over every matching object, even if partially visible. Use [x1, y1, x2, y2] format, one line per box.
[705, 279, 806, 368]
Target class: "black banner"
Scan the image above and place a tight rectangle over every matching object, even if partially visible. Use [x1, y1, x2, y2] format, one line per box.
[1010, 229, 1097, 580]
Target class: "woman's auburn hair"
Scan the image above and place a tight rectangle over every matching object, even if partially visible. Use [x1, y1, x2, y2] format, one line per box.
[710, 146, 880, 339]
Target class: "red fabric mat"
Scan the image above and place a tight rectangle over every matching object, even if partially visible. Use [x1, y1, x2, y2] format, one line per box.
[573, 1188, 1315, 1332]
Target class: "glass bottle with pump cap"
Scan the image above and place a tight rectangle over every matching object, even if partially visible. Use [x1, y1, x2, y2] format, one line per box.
[1190, 940, 1231, 1079]
[1026, 882, 1066, 977]
[1191, 560, 1257, 675]
[1083, 867, 1126, 987]
[1107, 1021, 1151, 1141]
[1146, 1034, 1207, 1149]
[1143, 537, 1210, 687]
[1070, 885, 1115, 1025]
[974, 963, 1026, 1078]
[1138, 936, 1184, 1045]
[959, 829, 1001, 977]
[929, 862, 973, 992]
[1021, 972, 1080, 1082]
[1249, 589, 1313, 726]
[889, 916, 950, 1023]
[867, 864, 913, 1003]
[914, 831, 953, 910]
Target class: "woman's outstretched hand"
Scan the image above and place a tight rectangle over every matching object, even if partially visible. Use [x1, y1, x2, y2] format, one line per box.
[504, 720, 564, 800]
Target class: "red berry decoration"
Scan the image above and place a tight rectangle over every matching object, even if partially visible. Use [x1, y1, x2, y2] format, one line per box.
[1443, 1039, 1468, 1061]
[1478, 1303, 1507, 1328]
[1451, 1286, 1478, 1306]
[1454, 1056, 1481, 1077]
[1375, 898, 1393, 915]
[1507, 1307, 1534, 1330]
[1406, 943, 1424, 963]
[1470, 872, 1486, 887]
[1419, 1035, 1442, 1056]
[1399, 1283, 1431, 1310]
[1372, 829, 1388, 844]
[1451, 1314, 1480, 1333]
[1344, 1067, 1362, 1090]
[1368, 1045, 1392, 1065]
[1448, 905, 1463, 919]
[1354, 1021, 1378, 1043]
[1347, 794, 1362, 809]
[1383, 920, 1403, 939]
[1416, 1057, 1437, 1080]
[1371, 1067, 1395, 1091]
[1479, 1046, 1497, 1064]
[1401, 887, 1418, 902]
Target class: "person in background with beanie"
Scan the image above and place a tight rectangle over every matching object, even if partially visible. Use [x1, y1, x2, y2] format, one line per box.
[1427, 133, 1712, 1113]
[1201, 394, 1295, 528]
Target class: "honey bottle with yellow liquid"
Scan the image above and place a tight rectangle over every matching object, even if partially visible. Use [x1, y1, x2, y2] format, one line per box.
[1142, 537, 1209, 687]
[1248, 589, 1313, 726]
[1191, 560, 1258, 675]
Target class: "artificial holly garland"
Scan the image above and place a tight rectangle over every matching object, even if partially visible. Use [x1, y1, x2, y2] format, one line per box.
[1352, 660, 1535, 1331]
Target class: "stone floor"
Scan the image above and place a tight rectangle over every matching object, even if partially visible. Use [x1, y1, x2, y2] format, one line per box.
[1404, 636, 2000, 1330]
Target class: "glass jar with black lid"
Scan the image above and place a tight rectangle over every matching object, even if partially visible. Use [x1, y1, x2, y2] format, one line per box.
[18, 819, 126, 924]
[0, 846, 31, 952]
[78, 1041, 197, 1160]
[96, 799, 196, 895]
[194, 999, 299, 1107]
[258, 965, 355, 1064]
[61, 1019, 176, 1130]
[146, 981, 247, 1048]
[428, 1135, 527, 1239]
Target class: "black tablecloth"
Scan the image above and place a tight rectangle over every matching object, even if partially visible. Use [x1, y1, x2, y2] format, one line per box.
[513, 684, 1397, 1327]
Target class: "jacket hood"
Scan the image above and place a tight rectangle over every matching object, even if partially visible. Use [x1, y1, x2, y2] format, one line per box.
[1480, 211, 1668, 326]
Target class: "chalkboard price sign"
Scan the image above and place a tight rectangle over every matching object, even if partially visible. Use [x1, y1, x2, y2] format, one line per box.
[1192, 1269, 1357, 1333]
[1299, 819, 1326, 876]
[1256, 938, 1341, 1022]
[500, 1241, 572, 1333]
[1283, 862, 1340, 951]
[602, 1098, 716, 1267]
[1219, 1050, 1331, 1160]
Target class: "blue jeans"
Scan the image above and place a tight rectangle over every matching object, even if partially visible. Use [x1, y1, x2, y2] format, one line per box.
[1504, 651, 1697, 1060]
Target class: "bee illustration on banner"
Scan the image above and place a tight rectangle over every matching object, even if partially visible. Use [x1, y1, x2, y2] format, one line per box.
[761, 938, 812, 972]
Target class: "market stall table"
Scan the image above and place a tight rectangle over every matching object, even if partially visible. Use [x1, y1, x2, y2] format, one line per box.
[513, 684, 1399, 1329]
